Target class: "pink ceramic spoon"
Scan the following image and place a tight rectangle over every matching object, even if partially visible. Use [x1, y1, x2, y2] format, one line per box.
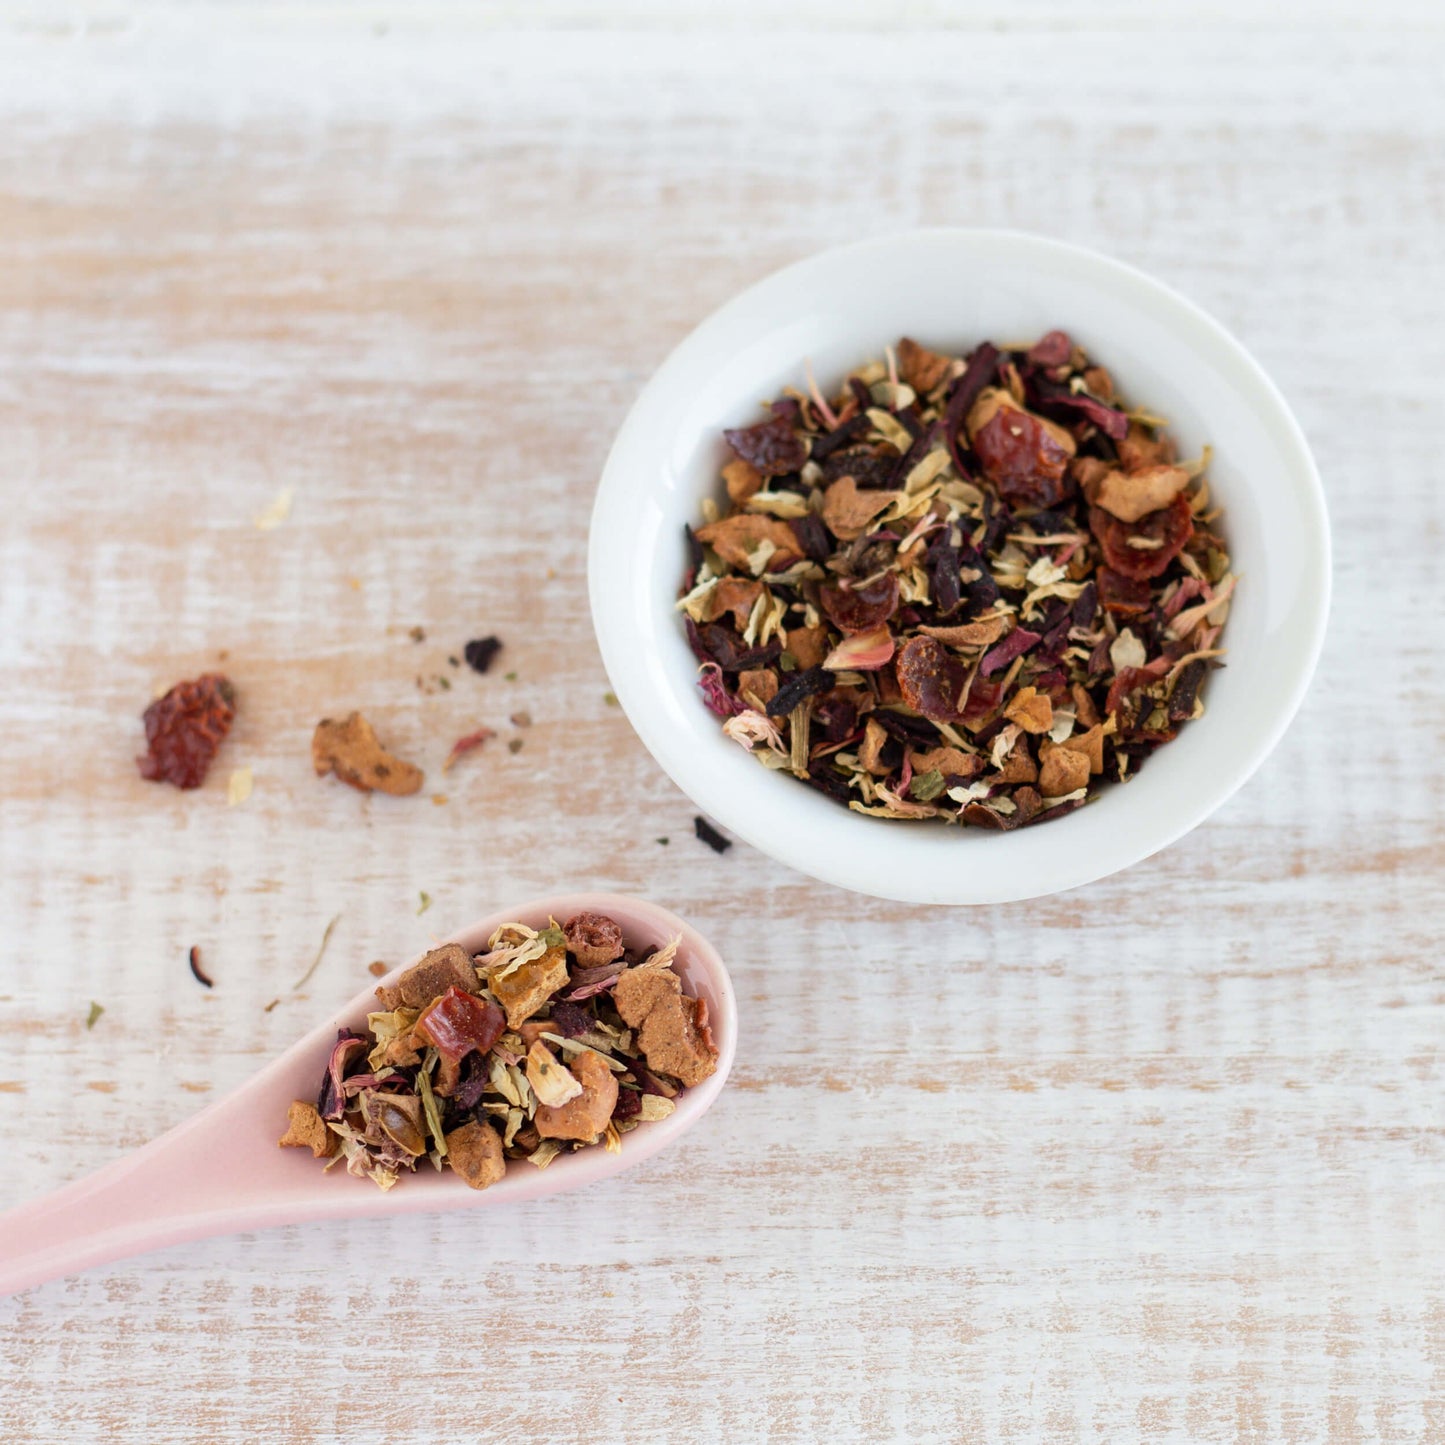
[0, 893, 736, 1297]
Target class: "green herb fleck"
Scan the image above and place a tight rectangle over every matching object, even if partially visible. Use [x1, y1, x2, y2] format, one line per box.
[85, 1001, 104, 1030]
[910, 769, 946, 802]
[538, 925, 566, 949]
[656, 836, 669, 845]
[603, 691, 619, 707]
[779, 652, 798, 673]
[417, 891, 432, 916]
[437, 675, 451, 691]
[507, 738, 524, 754]
[504, 670, 518, 682]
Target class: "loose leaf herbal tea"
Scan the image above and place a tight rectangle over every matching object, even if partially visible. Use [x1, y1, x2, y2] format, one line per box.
[677, 333, 1235, 831]
[279, 911, 719, 1191]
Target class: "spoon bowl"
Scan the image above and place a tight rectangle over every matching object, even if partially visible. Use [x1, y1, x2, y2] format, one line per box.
[0, 893, 736, 1297]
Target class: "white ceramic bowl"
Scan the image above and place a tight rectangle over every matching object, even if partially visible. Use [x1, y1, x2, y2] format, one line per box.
[589, 230, 1330, 904]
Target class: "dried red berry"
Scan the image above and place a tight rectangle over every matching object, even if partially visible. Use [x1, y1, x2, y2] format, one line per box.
[136, 674, 236, 789]
[1097, 567, 1153, 616]
[1089, 494, 1193, 580]
[896, 636, 971, 724]
[414, 986, 505, 1064]
[972, 407, 1074, 509]
[819, 573, 900, 635]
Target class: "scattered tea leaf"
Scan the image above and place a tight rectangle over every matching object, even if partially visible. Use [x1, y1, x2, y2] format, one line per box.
[442, 727, 495, 773]
[188, 945, 214, 989]
[417, 891, 432, 915]
[508, 738, 524, 754]
[603, 691, 619, 707]
[464, 636, 503, 674]
[694, 816, 731, 854]
[409, 625, 426, 643]
[85, 1001, 104, 1030]
[368, 961, 388, 978]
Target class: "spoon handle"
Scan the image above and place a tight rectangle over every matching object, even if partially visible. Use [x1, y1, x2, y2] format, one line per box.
[0, 1057, 317, 1296]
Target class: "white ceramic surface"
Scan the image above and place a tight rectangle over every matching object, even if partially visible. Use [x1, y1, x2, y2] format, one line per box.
[588, 229, 1331, 905]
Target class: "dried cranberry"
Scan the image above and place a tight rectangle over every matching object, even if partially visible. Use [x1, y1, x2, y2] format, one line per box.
[136, 674, 236, 789]
[1098, 567, 1153, 616]
[819, 574, 900, 635]
[1089, 494, 1193, 580]
[972, 407, 1074, 509]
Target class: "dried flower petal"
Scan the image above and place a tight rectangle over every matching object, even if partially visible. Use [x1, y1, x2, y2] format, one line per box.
[822, 626, 896, 672]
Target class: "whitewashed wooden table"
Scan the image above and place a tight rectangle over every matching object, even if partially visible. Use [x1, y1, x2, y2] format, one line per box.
[2, 5, 1443, 1440]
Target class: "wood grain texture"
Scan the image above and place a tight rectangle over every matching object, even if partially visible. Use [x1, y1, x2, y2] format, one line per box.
[1, 5, 1443, 1440]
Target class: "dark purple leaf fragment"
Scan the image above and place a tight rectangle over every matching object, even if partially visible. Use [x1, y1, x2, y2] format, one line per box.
[805, 762, 854, 806]
[980, 627, 1041, 677]
[813, 695, 858, 744]
[1168, 660, 1208, 722]
[694, 816, 732, 854]
[810, 412, 869, 460]
[891, 419, 940, 487]
[1071, 581, 1098, 629]
[942, 341, 1000, 473]
[548, 999, 593, 1038]
[317, 1030, 369, 1121]
[695, 623, 783, 673]
[1027, 376, 1129, 440]
[463, 636, 503, 674]
[724, 413, 808, 477]
[872, 711, 941, 752]
[821, 448, 898, 489]
[684, 524, 704, 574]
[766, 666, 834, 717]
[1026, 330, 1073, 367]
[929, 536, 962, 617]
[453, 1052, 491, 1111]
[790, 512, 832, 563]
[612, 1087, 642, 1122]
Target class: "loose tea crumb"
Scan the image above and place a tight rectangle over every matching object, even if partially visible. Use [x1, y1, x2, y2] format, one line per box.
[368, 961, 388, 978]
[136, 674, 236, 790]
[188, 945, 214, 989]
[463, 636, 503, 675]
[409, 626, 427, 644]
[312, 712, 424, 795]
[417, 891, 432, 915]
[603, 691, 619, 707]
[678, 334, 1234, 830]
[442, 727, 495, 773]
[279, 912, 718, 1190]
[507, 738, 525, 754]
[85, 1001, 104, 1030]
[694, 816, 731, 854]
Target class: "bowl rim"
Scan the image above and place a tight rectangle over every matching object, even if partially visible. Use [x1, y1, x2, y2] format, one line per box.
[588, 227, 1332, 903]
